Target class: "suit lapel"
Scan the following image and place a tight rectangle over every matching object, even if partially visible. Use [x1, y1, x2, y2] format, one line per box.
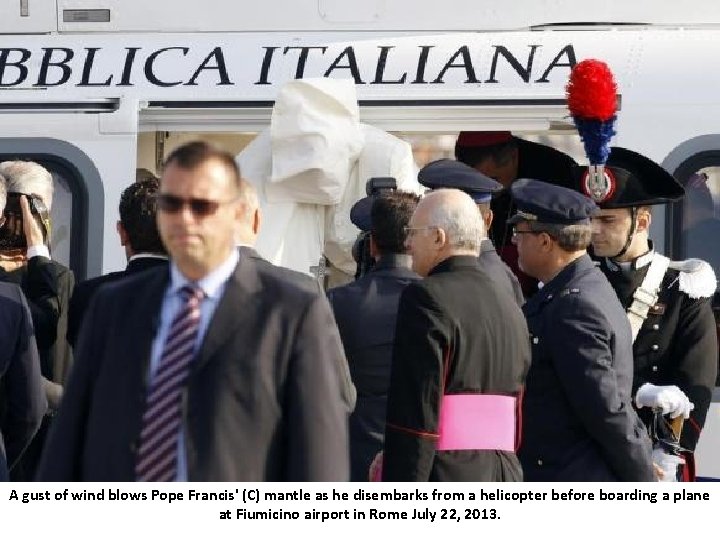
[192, 257, 262, 373]
[127, 268, 170, 386]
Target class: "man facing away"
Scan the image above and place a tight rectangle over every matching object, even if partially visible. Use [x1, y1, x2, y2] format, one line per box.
[38, 141, 353, 481]
[382, 189, 530, 481]
[510, 179, 655, 481]
[328, 191, 421, 481]
[578, 148, 718, 478]
[67, 177, 169, 348]
[418, 159, 524, 306]
[455, 131, 577, 298]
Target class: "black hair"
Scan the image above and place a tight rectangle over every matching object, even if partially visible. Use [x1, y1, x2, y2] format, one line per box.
[371, 191, 420, 255]
[163, 141, 241, 190]
[119, 178, 166, 254]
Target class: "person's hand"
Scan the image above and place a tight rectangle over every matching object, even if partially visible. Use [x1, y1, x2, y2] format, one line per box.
[0, 250, 27, 271]
[635, 383, 694, 419]
[20, 194, 45, 248]
[368, 451, 383, 482]
[652, 447, 684, 482]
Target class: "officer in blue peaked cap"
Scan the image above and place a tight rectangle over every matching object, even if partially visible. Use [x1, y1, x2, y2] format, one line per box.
[510, 178, 656, 482]
[418, 159, 523, 305]
[508, 177, 598, 226]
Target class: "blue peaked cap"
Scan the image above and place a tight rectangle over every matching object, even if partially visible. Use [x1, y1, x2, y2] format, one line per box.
[508, 178, 598, 225]
[418, 159, 502, 203]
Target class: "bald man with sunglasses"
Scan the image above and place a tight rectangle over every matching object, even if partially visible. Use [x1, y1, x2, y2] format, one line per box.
[39, 141, 353, 481]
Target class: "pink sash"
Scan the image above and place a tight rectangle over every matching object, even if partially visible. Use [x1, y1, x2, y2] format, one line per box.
[436, 394, 516, 451]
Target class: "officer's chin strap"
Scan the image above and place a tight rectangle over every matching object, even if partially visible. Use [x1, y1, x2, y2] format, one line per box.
[609, 207, 638, 261]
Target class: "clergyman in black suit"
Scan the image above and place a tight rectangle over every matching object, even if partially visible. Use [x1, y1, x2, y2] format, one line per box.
[67, 177, 168, 348]
[328, 191, 421, 481]
[38, 141, 353, 481]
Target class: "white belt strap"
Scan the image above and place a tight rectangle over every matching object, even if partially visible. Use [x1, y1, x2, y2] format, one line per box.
[627, 253, 670, 343]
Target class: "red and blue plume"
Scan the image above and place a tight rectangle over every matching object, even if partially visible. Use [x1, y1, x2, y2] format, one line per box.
[566, 59, 618, 165]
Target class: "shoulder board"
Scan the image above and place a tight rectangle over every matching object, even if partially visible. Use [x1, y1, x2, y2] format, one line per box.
[667, 258, 717, 299]
[560, 288, 581, 297]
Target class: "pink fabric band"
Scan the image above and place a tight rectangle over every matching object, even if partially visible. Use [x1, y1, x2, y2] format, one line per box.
[436, 394, 517, 451]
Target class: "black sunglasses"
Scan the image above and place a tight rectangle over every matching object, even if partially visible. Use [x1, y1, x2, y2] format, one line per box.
[155, 194, 237, 216]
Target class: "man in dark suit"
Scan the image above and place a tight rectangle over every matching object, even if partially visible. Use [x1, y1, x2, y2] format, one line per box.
[418, 159, 524, 306]
[0, 247, 46, 479]
[328, 191, 420, 481]
[0, 161, 71, 480]
[382, 189, 530, 481]
[510, 179, 655, 481]
[455, 131, 577, 298]
[38, 141, 353, 481]
[67, 177, 168, 348]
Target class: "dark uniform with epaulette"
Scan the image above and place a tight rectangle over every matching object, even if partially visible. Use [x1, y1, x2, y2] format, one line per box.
[599, 255, 717, 453]
[573, 148, 718, 462]
[510, 179, 655, 481]
[418, 159, 524, 306]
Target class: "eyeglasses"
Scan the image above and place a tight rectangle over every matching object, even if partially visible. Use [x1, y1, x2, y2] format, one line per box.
[403, 225, 438, 237]
[512, 227, 544, 238]
[156, 194, 238, 216]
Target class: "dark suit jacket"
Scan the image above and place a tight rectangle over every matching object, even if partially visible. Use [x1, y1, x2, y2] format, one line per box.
[2, 257, 72, 481]
[0, 256, 73, 382]
[519, 255, 655, 481]
[67, 256, 169, 348]
[37, 254, 353, 481]
[327, 255, 420, 481]
[478, 240, 524, 307]
[0, 282, 46, 481]
[383, 256, 530, 481]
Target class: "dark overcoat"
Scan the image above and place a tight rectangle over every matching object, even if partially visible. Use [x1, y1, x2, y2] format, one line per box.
[519, 255, 655, 481]
[328, 255, 420, 481]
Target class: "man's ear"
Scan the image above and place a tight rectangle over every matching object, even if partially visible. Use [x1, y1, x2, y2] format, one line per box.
[435, 227, 447, 247]
[252, 208, 261, 235]
[636, 209, 652, 233]
[484, 208, 494, 231]
[540, 232, 555, 252]
[117, 221, 128, 247]
[369, 234, 379, 259]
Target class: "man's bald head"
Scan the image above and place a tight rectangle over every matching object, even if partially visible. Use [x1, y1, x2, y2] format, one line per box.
[419, 189, 485, 251]
[406, 188, 484, 276]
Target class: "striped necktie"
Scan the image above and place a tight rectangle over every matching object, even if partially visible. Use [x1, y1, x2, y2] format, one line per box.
[135, 284, 204, 482]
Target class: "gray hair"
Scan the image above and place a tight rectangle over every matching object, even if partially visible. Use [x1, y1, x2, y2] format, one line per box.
[427, 189, 485, 251]
[0, 160, 54, 210]
[0, 173, 6, 212]
[529, 221, 592, 251]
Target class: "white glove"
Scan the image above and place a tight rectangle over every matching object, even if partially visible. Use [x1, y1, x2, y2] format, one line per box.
[652, 447, 684, 482]
[635, 383, 694, 419]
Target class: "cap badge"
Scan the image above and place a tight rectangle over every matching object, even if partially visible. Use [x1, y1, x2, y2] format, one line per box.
[581, 166, 616, 203]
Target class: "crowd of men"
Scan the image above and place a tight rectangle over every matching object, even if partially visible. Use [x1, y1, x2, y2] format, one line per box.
[0, 132, 717, 482]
